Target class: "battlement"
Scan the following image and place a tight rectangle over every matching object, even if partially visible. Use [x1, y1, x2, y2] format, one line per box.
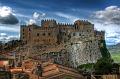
[74, 20, 92, 25]
[41, 19, 57, 27]
[20, 18, 105, 68]
[41, 19, 56, 23]
[94, 30, 105, 35]
[57, 23, 73, 26]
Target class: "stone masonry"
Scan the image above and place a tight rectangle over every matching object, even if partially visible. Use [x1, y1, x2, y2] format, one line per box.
[20, 19, 105, 68]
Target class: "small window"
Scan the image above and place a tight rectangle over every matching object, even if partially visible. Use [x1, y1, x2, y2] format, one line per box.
[48, 33, 51, 36]
[29, 28, 31, 31]
[37, 33, 39, 36]
[42, 33, 45, 36]
[79, 33, 81, 36]
[73, 33, 75, 36]
[91, 41, 92, 43]
[23, 29, 24, 32]
[64, 33, 66, 36]
[87, 30, 89, 32]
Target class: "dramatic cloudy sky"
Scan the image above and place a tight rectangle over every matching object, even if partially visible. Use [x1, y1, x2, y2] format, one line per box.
[0, 0, 120, 45]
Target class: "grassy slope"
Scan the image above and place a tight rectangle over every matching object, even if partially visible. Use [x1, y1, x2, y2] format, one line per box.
[107, 44, 120, 63]
[111, 52, 120, 63]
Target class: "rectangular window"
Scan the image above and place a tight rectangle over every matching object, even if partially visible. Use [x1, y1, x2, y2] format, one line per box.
[79, 33, 81, 36]
[42, 33, 45, 36]
[48, 33, 51, 36]
[29, 28, 31, 31]
[73, 33, 75, 36]
[37, 33, 39, 36]
[23, 29, 24, 32]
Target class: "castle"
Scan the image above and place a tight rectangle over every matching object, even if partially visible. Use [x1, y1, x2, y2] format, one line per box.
[20, 19, 105, 68]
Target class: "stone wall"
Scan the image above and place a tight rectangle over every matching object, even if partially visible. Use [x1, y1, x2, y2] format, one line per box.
[62, 26, 102, 68]
[20, 19, 105, 68]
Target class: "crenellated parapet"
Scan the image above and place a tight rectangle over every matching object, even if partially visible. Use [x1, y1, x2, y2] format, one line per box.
[41, 19, 56, 23]
[41, 19, 57, 27]
[57, 23, 73, 27]
[19, 18, 107, 68]
[74, 20, 92, 25]
[94, 30, 105, 40]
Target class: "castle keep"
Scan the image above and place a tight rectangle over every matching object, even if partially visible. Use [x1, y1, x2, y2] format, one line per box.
[20, 19, 105, 68]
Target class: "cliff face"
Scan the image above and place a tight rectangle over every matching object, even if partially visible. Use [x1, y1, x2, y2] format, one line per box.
[66, 40, 102, 68]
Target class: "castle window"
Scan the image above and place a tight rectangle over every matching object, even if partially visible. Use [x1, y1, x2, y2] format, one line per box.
[73, 33, 75, 36]
[42, 33, 45, 36]
[90, 54, 91, 58]
[87, 30, 89, 32]
[37, 33, 39, 36]
[90, 41, 92, 43]
[48, 33, 51, 36]
[29, 28, 31, 31]
[23, 29, 24, 32]
[79, 33, 81, 36]
[64, 33, 66, 36]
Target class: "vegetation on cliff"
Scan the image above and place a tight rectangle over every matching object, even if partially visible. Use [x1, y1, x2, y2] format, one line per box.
[99, 40, 111, 58]
[94, 57, 114, 74]
[77, 57, 119, 75]
[77, 40, 119, 75]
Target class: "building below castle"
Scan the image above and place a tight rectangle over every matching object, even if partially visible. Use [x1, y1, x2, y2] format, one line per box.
[20, 19, 105, 68]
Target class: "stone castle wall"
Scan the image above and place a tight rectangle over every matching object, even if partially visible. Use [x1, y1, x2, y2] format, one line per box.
[20, 19, 105, 68]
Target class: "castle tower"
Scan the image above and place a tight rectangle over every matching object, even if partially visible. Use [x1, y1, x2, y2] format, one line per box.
[41, 19, 57, 27]
[20, 19, 107, 68]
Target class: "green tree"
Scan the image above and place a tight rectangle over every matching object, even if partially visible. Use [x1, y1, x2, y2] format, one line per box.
[99, 40, 111, 58]
[94, 57, 113, 75]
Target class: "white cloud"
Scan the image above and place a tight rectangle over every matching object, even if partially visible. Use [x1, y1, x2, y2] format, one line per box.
[91, 6, 120, 45]
[0, 6, 12, 17]
[92, 6, 120, 25]
[92, 20, 120, 45]
[0, 33, 7, 37]
[27, 12, 46, 25]
[0, 6, 18, 24]
[33, 12, 45, 20]
[0, 5, 19, 42]
[27, 19, 36, 25]
[0, 33, 19, 43]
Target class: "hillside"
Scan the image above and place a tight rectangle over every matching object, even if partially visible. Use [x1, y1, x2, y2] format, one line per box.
[107, 43, 120, 63]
